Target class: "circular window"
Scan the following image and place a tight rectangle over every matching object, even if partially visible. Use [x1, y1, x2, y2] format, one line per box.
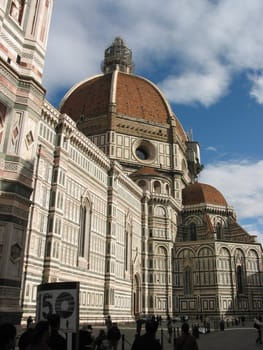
[136, 147, 149, 160]
[133, 139, 156, 163]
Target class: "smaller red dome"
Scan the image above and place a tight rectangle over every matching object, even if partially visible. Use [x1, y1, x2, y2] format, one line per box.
[182, 182, 227, 206]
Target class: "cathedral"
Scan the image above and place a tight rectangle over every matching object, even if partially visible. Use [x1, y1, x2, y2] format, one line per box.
[0, 1, 263, 325]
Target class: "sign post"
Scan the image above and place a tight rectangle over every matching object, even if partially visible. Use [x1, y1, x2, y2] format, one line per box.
[36, 281, 79, 350]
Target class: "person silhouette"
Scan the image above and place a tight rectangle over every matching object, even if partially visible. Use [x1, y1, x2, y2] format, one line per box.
[0, 323, 17, 350]
[174, 323, 198, 350]
[131, 320, 161, 350]
[254, 315, 263, 344]
[48, 314, 66, 350]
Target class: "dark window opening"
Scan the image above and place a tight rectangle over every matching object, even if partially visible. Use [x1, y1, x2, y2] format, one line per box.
[237, 265, 244, 294]
[136, 147, 149, 160]
[79, 206, 87, 257]
[190, 223, 197, 241]
[16, 55, 21, 64]
[184, 267, 192, 294]
[216, 223, 223, 239]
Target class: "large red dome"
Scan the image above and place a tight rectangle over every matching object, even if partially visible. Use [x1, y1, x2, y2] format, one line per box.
[182, 182, 228, 206]
[59, 37, 188, 144]
[59, 71, 186, 141]
[60, 71, 172, 124]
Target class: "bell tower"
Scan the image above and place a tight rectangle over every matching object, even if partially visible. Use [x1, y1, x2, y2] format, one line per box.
[0, 0, 53, 323]
[0, 0, 53, 83]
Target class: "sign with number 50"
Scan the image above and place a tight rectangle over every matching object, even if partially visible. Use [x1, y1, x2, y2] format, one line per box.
[36, 282, 79, 332]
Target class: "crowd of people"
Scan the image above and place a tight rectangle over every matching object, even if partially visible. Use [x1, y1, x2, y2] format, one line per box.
[0, 314, 122, 350]
[0, 313, 261, 350]
[79, 316, 121, 350]
[0, 314, 67, 350]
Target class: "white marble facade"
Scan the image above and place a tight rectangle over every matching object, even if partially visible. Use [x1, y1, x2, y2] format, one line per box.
[0, 1, 263, 325]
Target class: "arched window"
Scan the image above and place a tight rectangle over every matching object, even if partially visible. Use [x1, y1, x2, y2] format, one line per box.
[184, 266, 192, 294]
[125, 230, 129, 271]
[46, 240, 51, 257]
[216, 223, 223, 239]
[155, 206, 166, 217]
[189, 223, 197, 241]
[79, 206, 86, 257]
[79, 198, 92, 261]
[236, 265, 244, 294]
[153, 181, 161, 194]
[149, 295, 153, 308]
[198, 247, 214, 286]
[124, 214, 132, 272]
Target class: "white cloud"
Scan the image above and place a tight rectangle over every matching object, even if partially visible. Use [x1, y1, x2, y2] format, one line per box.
[206, 146, 217, 152]
[158, 64, 230, 107]
[43, 0, 263, 107]
[199, 159, 263, 239]
[249, 73, 263, 104]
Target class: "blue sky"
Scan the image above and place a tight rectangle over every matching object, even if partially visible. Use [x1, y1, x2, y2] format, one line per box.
[43, 0, 263, 243]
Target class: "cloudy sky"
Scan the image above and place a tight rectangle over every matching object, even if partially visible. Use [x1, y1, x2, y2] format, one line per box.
[43, 0, 263, 243]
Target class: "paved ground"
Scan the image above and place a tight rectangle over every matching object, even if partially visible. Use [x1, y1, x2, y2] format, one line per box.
[196, 327, 259, 350]
[96, 323, 260, 350]
[16, 321, 260, 350]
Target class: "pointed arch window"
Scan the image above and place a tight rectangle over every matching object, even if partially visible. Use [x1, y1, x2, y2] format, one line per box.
[124, 218, 132, 272]
[149, 295, 153, 308]
[236, 265, 244, 294]
[216, 223, 223, 239]
[124, 229, 129, 271]
[184, 266, 192, 294]
[79, 197, 92, 261]
[189, 223, 197, 241]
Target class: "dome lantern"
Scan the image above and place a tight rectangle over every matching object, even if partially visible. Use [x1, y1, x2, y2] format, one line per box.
[101, 37, 134, 74]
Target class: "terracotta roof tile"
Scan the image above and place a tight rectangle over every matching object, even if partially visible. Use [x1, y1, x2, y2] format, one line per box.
[131, 166, 161, 177]
[116, 74, 169, 123]
[60, 74, 112, 120]
[182, 182, 228, 206]
[60, 72, 171, 124]
[59, 71, 188, 143]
